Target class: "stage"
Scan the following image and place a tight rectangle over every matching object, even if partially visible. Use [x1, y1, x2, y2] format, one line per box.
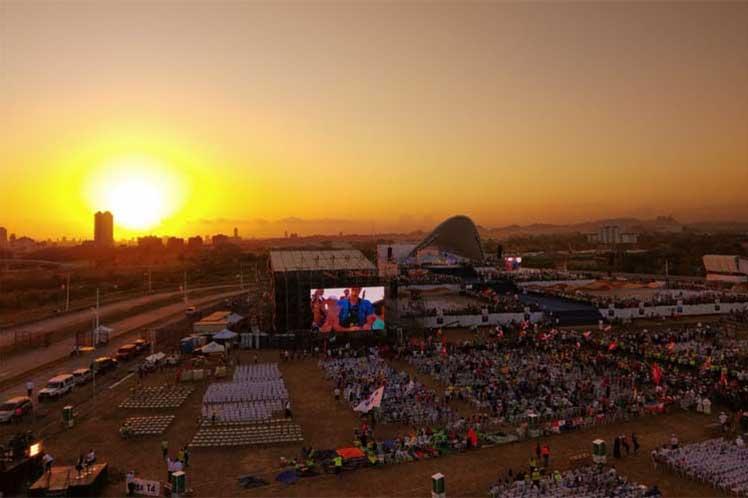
[28, 463, 108, 497]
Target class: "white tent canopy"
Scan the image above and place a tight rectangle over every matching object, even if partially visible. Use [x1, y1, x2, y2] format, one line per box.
[199, 341, 225, 354]
[227, 313, 244, 325]
[145, 352, 166, 364]
[213, 328, 239, 340]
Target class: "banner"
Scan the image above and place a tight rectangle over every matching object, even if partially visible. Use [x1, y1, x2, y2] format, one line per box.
[354, 386, 384, 413]
[130, 478, 160, 497]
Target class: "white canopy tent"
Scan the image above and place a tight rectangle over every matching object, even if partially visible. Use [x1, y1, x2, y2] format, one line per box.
[199, 341, 226, 354]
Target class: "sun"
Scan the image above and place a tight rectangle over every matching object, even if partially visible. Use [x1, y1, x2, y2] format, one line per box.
[107, 177, 165, 230]
[86, 155, 185, 233]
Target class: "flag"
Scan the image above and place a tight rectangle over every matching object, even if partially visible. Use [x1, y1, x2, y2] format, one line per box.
[604, 325, 612, 332]
[354, 386, 385, 413]
[608, 340, 618, 352]
[651, 363, 663, 385]
[701, 356, 712, 372]
[575, 341, 581, 350]
[583, 331, 592, 340]
[667, 341, 675, 352]
[720, 369, 728, 387]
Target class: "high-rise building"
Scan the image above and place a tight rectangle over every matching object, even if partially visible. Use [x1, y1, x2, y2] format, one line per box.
[94, 211, 114, 247]
[0, 226, 7, 247]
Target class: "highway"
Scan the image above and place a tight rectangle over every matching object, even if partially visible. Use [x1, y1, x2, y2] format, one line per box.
[0, 288, 247, 401]
[0, 283, 240, 336]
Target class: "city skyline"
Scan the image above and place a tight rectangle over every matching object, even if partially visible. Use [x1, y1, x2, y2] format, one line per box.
[1, 2, 747, 239]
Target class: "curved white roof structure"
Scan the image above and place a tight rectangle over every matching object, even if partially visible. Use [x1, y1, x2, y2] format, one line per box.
[409, 215, 485, 263]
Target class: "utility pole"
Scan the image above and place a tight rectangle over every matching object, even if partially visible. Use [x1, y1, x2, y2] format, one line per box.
[183, 271, 188, 304]
[65, 273, 71, 312]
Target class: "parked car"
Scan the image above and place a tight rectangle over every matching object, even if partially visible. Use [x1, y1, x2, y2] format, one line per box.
[38, 374, 75, 402]
[72, 368, 93, 385]
[0, 396, 33, 423]
[133, 339, 151, 353]
[90, 356, 118, 375]
[116, 344, 138, 362]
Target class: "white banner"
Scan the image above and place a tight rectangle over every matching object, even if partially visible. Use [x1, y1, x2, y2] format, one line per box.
[354, 386, 384, 413]
[130, 478, 160, 497]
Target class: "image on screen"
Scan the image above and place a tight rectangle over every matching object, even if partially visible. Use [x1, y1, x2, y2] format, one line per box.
[310, 286, 385, 332]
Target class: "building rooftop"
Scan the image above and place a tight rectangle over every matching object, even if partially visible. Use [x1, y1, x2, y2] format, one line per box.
[270, 250, 376, 273]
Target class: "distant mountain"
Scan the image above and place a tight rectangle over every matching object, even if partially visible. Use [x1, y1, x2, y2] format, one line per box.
[479, 216, 746, 238]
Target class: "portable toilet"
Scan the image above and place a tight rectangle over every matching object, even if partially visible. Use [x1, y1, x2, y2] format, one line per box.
[431, 473, 445, 498]
[527, 413, 540, 438]
[592, 439, 606, 464]
[63, 405, 75, 428]
[180, 337, 194, 354]
[171, 470, 186, 495]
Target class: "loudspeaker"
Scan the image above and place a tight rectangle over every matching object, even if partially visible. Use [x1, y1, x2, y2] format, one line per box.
[496, 244, 503, 260]
[387, 246, 393, 261]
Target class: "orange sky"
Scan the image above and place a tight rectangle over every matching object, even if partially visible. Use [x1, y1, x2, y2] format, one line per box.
[1, 2, 747, 239]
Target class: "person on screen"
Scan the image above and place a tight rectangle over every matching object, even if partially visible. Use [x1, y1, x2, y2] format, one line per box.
[311, 288, 326, 329]
[338, 287, 375, 328]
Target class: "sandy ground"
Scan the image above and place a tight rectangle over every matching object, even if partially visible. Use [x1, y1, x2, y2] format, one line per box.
[1, 347, 730, 498]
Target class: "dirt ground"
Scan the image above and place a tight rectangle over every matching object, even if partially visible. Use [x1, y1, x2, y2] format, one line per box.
[1, 347, 731, 498]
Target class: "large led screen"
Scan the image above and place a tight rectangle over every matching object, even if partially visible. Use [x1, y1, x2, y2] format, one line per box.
[310, 286, 385, 332]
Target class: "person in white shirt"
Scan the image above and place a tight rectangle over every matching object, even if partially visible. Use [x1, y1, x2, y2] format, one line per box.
[26, 381, 34, 398]
[42, 453, 54, 472]
[736, 435, 745, 448]
[85, 448, 96, 466]
[670, 434, 679, 449]
[719, 411, 729, 432]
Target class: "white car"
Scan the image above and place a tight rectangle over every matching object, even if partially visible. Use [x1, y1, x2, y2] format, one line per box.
[38, 374, 75, 402]
[72, 368, 93, 385]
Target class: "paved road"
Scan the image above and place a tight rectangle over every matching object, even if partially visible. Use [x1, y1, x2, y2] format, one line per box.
[0, 288, 247, 401]
[0, 283, 240, 337]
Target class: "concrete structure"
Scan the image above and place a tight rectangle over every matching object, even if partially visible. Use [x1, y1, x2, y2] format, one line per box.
[0, 226, 7, 247]
[94, 211, 114, 247]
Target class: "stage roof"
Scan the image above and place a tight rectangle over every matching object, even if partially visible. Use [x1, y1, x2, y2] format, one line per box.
[270, 250, 376, 273]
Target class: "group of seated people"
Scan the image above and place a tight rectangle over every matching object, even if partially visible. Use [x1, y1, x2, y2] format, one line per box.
[321, 351, 458, 427]
[489, 465, 660, 498]
[405, 336, 667, 430]
[653, 438, 748, 495]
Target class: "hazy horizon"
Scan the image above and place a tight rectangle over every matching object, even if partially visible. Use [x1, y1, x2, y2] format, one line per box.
[2, 2, 747, 239]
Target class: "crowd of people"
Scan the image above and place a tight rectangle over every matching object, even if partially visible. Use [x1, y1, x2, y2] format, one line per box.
[653, 438, 748, 495]
[321, 351, 457, 427]
[489, 465, 659, 498]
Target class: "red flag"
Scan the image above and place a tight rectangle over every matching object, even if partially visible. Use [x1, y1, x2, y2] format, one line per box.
[701, 356, 712, 372]
[575, 341, 581, 349]
[583, 331, 592, 340]
[667, 341, 675, 352]
[608, 340, 618, 351]
[651, 363, 663, 385]
[720, 370, 728, 386]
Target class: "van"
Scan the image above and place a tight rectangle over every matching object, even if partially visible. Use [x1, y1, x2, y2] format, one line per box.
[38, 374, 75, 402]
[72, 368, 93, 385]
[0, 396, 33, 423]
[116, 344, 138, 361]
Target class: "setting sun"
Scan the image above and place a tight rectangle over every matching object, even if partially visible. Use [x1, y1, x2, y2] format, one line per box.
[85, 155, 186, 233]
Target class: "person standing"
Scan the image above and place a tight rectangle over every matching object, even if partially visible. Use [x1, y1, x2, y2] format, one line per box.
[541, 444, 550, 468]
[26, 380, 34, 398]
[334, 454, 343, 478]
[161, 440, 169, 460]
[632, 433, 640, 455]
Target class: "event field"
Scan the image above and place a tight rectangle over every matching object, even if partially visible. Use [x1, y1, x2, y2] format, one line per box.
[0, 343, 734, 498]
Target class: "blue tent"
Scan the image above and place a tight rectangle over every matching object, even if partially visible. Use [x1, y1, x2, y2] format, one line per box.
[275, 469, 298, 485]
